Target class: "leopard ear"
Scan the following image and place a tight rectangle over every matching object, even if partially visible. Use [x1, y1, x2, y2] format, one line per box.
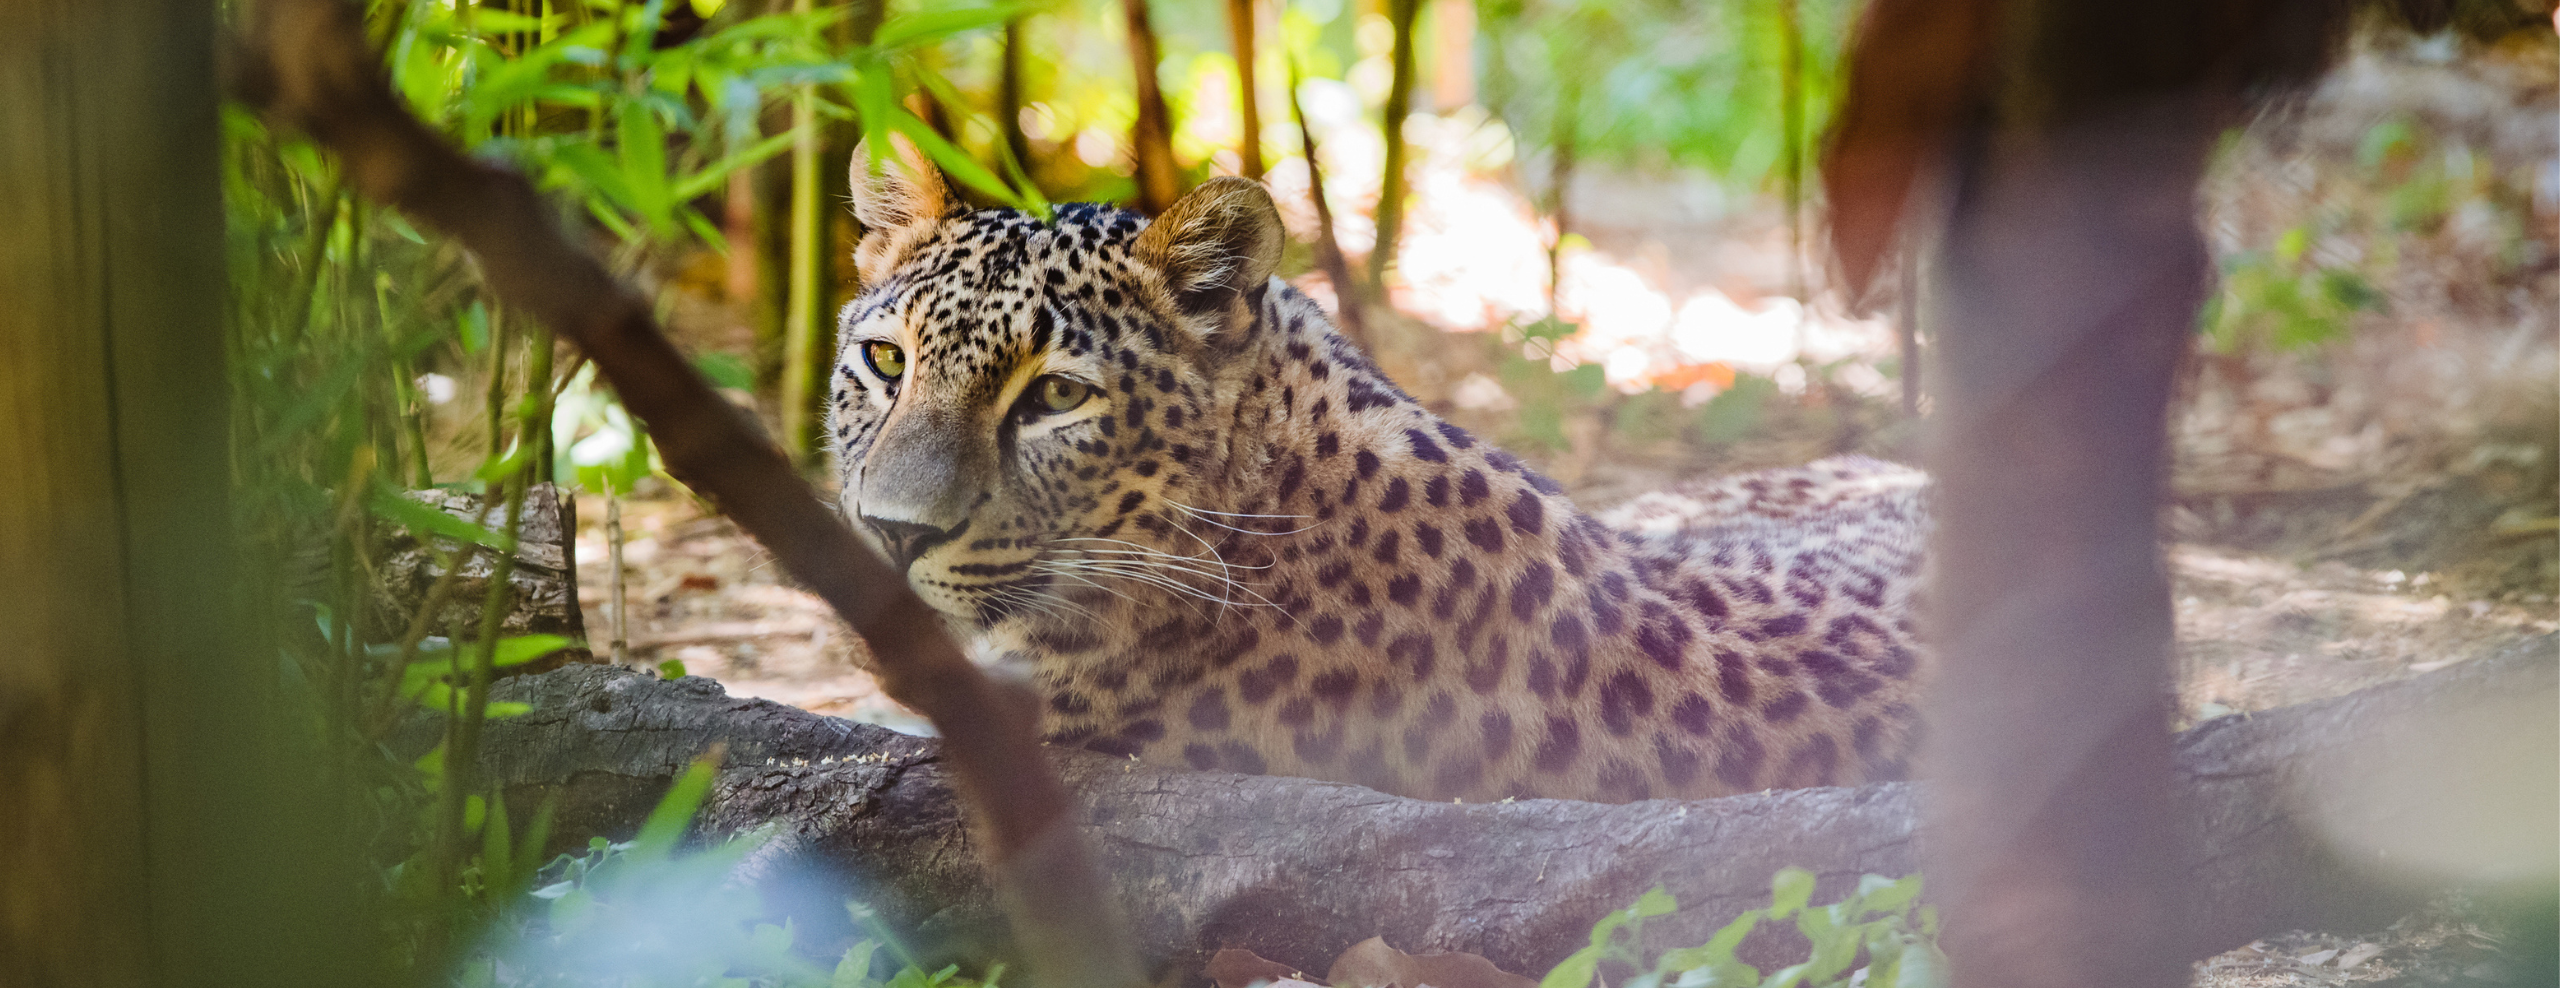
[1132, 176, 1284, 319]
[849, 135, 956, 285]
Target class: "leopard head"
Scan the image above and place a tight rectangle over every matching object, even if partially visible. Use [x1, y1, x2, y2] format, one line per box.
[829, 140, 1286, 628]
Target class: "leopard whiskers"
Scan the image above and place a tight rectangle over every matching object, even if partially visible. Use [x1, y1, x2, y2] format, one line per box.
[1043, 535, 1285, 618]
[983, 581, 1093, 624]
[1161, 498, 1322, 537]
[1031, 552, 1277, 619]
[1034, 559, 1239, 609]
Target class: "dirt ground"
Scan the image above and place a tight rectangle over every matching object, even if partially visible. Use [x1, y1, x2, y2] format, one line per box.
[551, 26, 2554, 988]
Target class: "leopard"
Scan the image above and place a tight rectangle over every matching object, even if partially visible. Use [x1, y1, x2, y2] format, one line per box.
[827, 145, 1933, 804]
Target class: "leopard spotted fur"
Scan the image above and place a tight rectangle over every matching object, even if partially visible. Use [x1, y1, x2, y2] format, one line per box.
[829, 152, 1931, 803]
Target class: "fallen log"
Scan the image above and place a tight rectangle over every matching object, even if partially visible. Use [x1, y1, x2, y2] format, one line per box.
[452, 636, 2556, 980]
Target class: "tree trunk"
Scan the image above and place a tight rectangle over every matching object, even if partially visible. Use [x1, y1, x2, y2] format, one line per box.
[1121, 0, 1182, 215]
[451, 640, 2556, 983]
[1, 0, 359, 983]
[1364, 0, 1423, 289]
[1225, 0, 1265, 179]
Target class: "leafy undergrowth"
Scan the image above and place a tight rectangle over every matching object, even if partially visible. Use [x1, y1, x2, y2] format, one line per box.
[1207, 871, 1941, 988]
[456, 755, 998, 988]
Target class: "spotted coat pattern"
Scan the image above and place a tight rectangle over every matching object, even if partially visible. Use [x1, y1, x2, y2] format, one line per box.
[829, 169, 1931, 803]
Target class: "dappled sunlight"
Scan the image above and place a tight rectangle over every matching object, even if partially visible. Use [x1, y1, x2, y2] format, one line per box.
[1268, 100, 1900, 400]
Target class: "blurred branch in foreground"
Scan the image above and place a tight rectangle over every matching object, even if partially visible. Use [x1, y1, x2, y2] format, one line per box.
[1826, 1, 2555, 986]
[233, 2, 1140, 987]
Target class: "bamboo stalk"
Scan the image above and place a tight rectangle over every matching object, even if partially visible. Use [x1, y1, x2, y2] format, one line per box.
[1547, 77, 1577, 322]
[1121, 0, 1182, 215]
[1000, 17, 1035, 183]
[1225, 0, 1264, 179]
[1777, 0, 1805, 302]
[607, 493, 628, 665]
[779, 0, 826, 465]
[1365, 0, 1423, 289]
[1287, 55, 1368, 349]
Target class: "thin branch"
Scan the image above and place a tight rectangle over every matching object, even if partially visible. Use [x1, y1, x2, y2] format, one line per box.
[1286, 55, 1368, 349]
[236, 4, 1140, 987]
[1364, 0, 1423, 289]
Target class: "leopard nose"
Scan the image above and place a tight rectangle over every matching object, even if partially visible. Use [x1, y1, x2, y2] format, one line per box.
[861, 515, 961, 572]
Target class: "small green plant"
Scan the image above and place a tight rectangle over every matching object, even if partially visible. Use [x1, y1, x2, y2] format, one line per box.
[1541, 869, 1943, 988]
[2201, 224, 2386, 353]
[461, 754, 1008, 988]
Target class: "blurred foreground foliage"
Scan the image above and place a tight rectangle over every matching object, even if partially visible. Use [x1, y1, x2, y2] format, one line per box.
[225, 0, 1023, 976]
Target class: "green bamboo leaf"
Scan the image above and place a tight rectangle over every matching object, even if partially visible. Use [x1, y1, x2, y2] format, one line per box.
[628, 751, 720, 864]
[671, 129, 799, 201]
[492, 633, 577, 667]
[366, 485, 512, 549]
[872, 3, 1034, 50]
[888, 113, 1022, 210]
[483, 787, 515, 893]
[616, 101, 676, 233]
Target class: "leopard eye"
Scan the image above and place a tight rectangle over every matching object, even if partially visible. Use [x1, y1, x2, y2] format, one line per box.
[1028, 375, 1092, 416]
[862, 341, 907, 381]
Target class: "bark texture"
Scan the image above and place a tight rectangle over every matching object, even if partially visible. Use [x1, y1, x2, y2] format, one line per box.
[450, 637, 2556, 982]
[361, 484, 587, 647]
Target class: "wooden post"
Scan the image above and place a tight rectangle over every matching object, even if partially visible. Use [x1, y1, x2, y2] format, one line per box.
[1923, 100, 2216, 988]
[0, 0, 359, 985]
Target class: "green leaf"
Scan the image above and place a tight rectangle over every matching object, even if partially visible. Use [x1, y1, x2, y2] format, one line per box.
[493, 633, 577, 668]
[1857, 873, 1920, 917]
[1656, 909, 1760, 974]
[695, 352, 757, 390]
[1769, 867, 1815, 918]
[628, 750, 719, 864]
[483, 787, 515, 893]
[1561, 361, 1608, 399]
[1539, 946, 1602, 988]
[888, 112, 1024, 211]
[615, 101, 676, 233]
[671, 128, 799, 201]
[1892, 939, 1948, 988]
[659, 657, 688, 680]
[548, 884, 596, 932]
[835, 941, 881, 988]
[872, 3, 1028, 50]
